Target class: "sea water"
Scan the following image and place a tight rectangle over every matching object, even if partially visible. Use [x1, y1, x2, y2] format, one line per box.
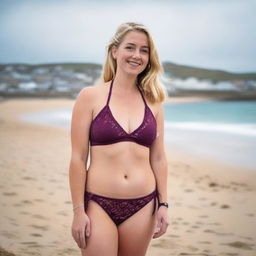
[19, 100, 256, 169]
[164, 100, 256, 169]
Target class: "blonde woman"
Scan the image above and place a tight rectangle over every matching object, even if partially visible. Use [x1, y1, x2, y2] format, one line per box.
[69, 22, 169, 256]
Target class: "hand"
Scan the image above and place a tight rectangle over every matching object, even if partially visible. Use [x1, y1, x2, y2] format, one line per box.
[153, 206, 169, 239]
[71, 210, 91, 249]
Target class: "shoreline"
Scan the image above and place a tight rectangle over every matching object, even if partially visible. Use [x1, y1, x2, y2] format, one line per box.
[0, 98, 255, 255]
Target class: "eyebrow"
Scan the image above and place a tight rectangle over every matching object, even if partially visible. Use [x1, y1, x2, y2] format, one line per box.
[126, 43, 149, 49]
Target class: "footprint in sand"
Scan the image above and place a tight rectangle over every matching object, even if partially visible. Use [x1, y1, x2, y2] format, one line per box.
[22, 176, 36, 181]
[208, 222, 221, 226]
[57, 210, 68, 216]
[204, 229, 215, 234]
[198, 241, 212, 244]
[219, 253, 239, 256]
[21, 241, 38, 245]
[32, 214, 49, 220]
[21, 200, 33, 204]
[237, 235, 254, 241]
[191, 225, 200, 229]
[185, 229, 194, 233]
[168, 234, 179, 238]
[209, 181, 218, 187]
[220, 204, 230, 209]
[34, 198, 44, 202]
[246, 213, 254, 217]
[151, 239, 176, 249]
[30, 233, 42, 237]
[184, 188, 194, 193]
[13, 203, 22, 207]
[19, 211, 29, 215]
[221, 241, 254, 250]
[3, 192, 17, 196]
[57, 248, 78, 255]
[198, 215, 208, 218]
[21, 241, 42, 248]
[29, 224, 49, 231]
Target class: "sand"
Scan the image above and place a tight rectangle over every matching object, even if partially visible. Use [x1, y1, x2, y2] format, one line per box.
[0, 97, 255, 256]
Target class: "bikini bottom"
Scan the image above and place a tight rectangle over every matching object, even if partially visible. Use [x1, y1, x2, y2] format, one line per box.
[84, 189, 159, 226]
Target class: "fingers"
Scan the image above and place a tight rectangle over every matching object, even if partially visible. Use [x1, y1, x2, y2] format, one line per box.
[79, 229, 86, 249]
[153, 218, 169, 239]
[85, 219, 91, 238]
[72, 223, 89, 249]
[72, 229, 86, 249]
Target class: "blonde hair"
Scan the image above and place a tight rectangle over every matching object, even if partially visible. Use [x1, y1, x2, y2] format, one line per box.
[99, 22, 167, 103]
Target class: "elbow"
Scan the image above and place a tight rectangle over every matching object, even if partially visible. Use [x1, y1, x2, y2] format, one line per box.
[151, 150, 167, 163]
[69, 154, 87, 172]
[150, 154, 168, 169]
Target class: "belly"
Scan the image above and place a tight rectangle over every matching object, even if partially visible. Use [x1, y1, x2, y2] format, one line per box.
[86, 142, 156, 198]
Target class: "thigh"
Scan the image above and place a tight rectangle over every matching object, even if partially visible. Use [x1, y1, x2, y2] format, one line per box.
[117, 199, 157, 256]
[81, 200, 118, 256]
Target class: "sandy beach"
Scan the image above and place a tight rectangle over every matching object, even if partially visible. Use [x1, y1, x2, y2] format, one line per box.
[0, 97, 256, 256]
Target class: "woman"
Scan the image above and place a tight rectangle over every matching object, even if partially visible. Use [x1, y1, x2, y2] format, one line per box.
[69, 22, 169, 256]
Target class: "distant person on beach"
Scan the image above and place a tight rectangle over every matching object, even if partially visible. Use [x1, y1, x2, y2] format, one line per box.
[69, 22, 169, 255]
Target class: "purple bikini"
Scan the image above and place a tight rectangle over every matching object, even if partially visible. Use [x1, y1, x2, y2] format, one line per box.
[84, 78, 159, 226]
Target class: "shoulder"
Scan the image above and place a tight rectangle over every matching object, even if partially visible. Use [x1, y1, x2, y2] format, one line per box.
[77, 85, 96, 101]
[76, 83, 103, 103]
[75, 82, 109, 109]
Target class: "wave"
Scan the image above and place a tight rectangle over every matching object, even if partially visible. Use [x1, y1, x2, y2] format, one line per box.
[165, 122, 256, 137]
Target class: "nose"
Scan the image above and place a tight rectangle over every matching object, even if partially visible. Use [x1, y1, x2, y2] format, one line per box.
[132, 48, 141, 59]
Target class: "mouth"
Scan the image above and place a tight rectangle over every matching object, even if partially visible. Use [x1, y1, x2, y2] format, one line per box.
[127, 60, 141, 67]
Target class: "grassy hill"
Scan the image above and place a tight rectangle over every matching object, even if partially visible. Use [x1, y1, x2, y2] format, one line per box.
[163, 62, 256, 83]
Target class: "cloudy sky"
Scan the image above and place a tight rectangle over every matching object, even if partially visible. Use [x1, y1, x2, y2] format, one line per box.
[0, 0, 255, 73]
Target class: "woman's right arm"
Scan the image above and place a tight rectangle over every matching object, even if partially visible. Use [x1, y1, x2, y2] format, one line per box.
[69, 86, 94, 249]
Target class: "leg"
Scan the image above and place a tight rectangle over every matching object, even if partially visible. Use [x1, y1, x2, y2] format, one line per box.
[117, 199, 157, 256]
[81, 200, 118, 256]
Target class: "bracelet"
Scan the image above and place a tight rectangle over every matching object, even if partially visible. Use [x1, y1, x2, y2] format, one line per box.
[73, 203, 84, 211]
[158, 202, 169, 208]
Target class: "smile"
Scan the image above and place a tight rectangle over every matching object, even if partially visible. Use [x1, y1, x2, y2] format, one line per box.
[127, 61, 141, 67]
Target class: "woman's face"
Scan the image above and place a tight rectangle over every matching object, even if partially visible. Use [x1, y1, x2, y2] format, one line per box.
[112, 31, 150, 76]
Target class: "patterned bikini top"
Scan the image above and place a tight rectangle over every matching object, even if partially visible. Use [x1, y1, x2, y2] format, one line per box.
[89, 79, 157, 148]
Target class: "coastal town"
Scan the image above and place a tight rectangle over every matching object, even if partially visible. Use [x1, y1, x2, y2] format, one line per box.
[1, 63, 256, 99]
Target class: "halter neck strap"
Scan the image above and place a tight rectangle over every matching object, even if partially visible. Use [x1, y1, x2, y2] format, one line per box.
[106, 79, 114, 105]
[106, 79, 147, 107]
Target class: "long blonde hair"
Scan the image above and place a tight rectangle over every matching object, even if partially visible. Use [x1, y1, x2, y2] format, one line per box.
[99, 22, 167, 103]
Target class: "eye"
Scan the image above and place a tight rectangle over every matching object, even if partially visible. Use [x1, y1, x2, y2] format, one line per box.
[142, 49, 149, 53]
[125, 46, 133, 50]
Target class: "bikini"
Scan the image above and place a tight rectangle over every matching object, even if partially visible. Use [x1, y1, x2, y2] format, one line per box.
[84, 78, 159, 226]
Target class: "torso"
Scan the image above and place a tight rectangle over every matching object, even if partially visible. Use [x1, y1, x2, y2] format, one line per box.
[86, 80, 158, 198]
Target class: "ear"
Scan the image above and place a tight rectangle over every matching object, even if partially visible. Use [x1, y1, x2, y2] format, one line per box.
[111, 46, 117, 60]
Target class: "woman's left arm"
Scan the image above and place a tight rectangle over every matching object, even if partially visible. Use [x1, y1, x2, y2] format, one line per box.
[150, 102, 169, 238]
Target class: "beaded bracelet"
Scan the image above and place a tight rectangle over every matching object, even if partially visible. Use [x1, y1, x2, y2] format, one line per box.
[73, 203, 84, 211]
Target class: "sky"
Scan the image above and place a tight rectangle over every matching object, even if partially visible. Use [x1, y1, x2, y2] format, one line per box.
[0, 0, 255, 73]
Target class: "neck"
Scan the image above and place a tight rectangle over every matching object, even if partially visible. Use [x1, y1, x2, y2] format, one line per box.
[112, 71, 138, 93]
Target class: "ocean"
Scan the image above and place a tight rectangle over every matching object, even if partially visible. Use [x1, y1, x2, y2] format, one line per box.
[19, 99, 256, 169]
